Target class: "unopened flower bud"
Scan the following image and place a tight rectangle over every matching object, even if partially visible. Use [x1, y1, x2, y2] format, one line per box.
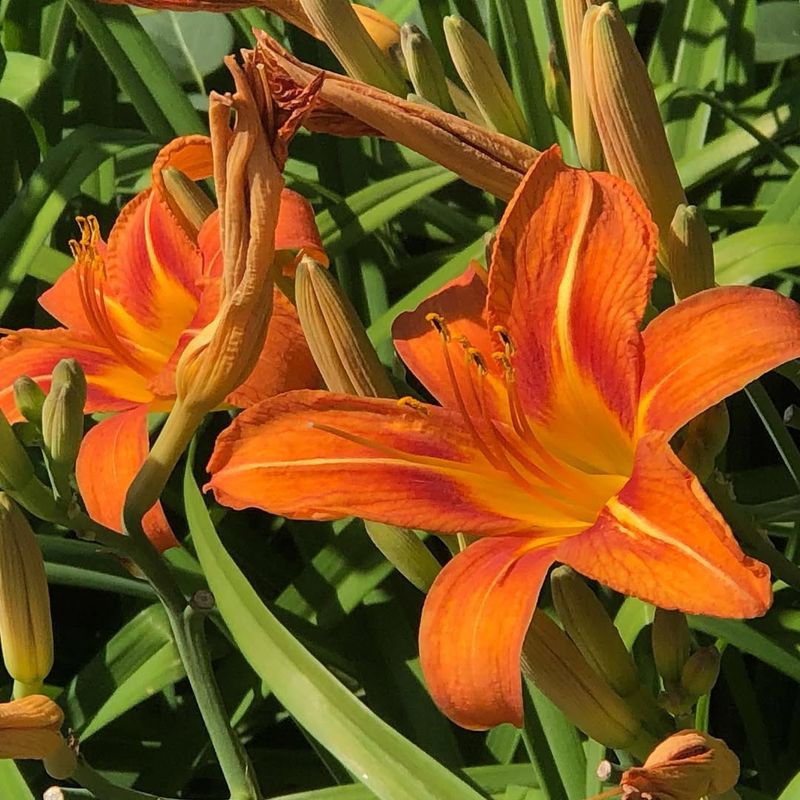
[41, 359, 86, 497]
[667, 204, 715, 299]
[0, 494, 53, 690]
[161, 166, 215, 238]
[551, 567, 639, 697]
[681, 647, 721, 699]
[563, 0, 603, 168]
[295, 256, 395, 399]
[444, 16, 529, 141]
[0, 695, 64, 760]
[676, 401, 730, 482]
[0, 411, 59, 522]
[13, 378, 46, 427]
[622, 730, 739, 800]
[299, 0, 406, 95]
[522, 612, 653, 754]
[652, 609, 691, 690]
[400, 24, 455, 113]
[582, 2, 686, 242]
[295, 256, 440, 591]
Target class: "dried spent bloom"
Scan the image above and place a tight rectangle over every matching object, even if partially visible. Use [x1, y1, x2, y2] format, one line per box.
[621, 730, 739, 800]
[254, 31, 539, 200]
[0, 695, 64, 760]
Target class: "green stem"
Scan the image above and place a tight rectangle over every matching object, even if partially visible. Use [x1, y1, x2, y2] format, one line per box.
[67, 760, 182, 799]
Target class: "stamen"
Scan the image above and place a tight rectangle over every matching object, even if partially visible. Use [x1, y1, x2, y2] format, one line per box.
[71, 216, 150, 376]
[425, 312, 450, 341]
[492, 324, 515, 356]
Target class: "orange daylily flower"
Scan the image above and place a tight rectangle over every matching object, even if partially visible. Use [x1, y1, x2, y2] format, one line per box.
[0, 136, 325, 551]
[206, 146, 800, 730]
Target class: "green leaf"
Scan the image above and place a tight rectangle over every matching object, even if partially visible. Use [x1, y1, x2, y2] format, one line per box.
[714, 223, 800, 284]
[0, 50, 60, 147]
[135, 10, 235, 90]
[0, 125, 152, 320]
[185, 463, 487, 800]
[0, 760, 33, 800]
[316, 165, 457, 256]
[62, 604, 183, 739]
[66, 0, 204, 140]
[755, 1, 800, 63]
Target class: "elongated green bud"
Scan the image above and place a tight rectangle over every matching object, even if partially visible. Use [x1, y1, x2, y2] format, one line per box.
[400, 23, 455, 113]
[161, 166, 215, 237]
[652, 609, 691, 689]
[41, 359, 86, 500]
[0, 412, 58, 522]
[299, 0, 406, 95]
[582, 2, 686, 242]
[13, 378, 45, 427]
[443, 15, 529, 141]
[522, 612, 654, 754]
[0, 494, 53, 690]
[551, 566, 639, 697]
[295, 256, 395, 398]
[681, 647, 721, 699]
[545, 46, 571, 126]
[295, 256, 440, 591]
[676, 401, 729, 482]
[667, 204, 715, 299]
[563, 0, 603, 168]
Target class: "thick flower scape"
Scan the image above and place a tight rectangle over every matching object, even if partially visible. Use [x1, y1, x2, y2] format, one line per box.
[208, 146, 800, 729]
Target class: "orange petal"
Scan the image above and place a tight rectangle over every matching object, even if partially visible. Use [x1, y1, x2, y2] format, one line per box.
[639, 286, 800, 436]
[420, 537, 557, 729]
[0, 330, 151, 422]
[487, 146, 657, 473]
[559, 433, 771, 618]
[102, 190, 202, 362]
[393, 263, 507, 421]
[275, 188, 327, 269]
[75, 409, 178, 552]
[206, 390, 579, 534]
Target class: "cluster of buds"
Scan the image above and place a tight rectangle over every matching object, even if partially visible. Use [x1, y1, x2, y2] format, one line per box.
[522, 569, 668, 758]
[652, 609, 722, 720]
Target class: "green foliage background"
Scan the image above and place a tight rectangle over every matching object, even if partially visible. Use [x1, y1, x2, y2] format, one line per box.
[2, 0, 800, 798]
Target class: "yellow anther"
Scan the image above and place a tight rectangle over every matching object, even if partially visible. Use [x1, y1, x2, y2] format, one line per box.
[425, 312, 450, 342]
[466, 347, 488, 375]
[397, 396, 430, 415]
[492, 324, 515, 355]
[492, 350, 514, 377]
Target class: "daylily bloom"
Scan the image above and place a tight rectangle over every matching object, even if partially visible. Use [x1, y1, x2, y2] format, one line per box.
[207, 146, 800, 730]
[0, 135, 324, 551]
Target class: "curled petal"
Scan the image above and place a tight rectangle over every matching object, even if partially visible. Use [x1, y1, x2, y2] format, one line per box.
[487, 147, 657, 475]
[420, 537, 557, 729]
[76, 409, 178, 552]
[0, 330, 150, 422]
[639, 285, 800, 436]
[206, 391, 584, 534]
[559, 433, 771, 618]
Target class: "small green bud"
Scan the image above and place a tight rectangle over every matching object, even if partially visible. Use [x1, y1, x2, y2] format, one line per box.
[545, 46, 571, 126]
[400, 23, 455, 113]
[443, 15, 529, 141]
[667, 204, 715, 299]
[652, 609, 691, 690]
[681, 647, 721, 699]
[41, 359, 86, 497]
[13, 378, 46, 427]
